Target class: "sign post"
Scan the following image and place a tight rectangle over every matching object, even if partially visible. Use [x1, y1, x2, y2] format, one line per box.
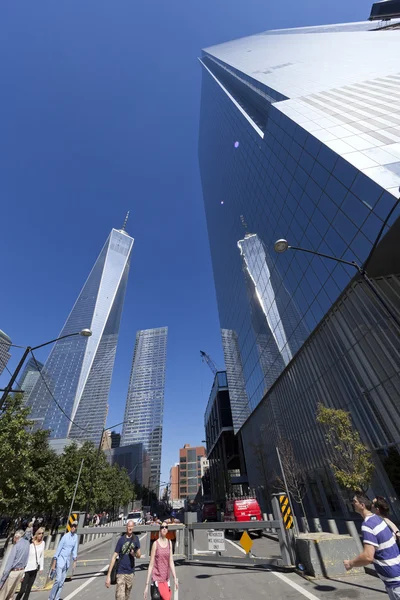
[207, 530, 225, 552]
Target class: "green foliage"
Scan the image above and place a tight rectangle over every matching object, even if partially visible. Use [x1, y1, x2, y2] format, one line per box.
[316, 403, 375, 494]
[0, 396, 136, 517]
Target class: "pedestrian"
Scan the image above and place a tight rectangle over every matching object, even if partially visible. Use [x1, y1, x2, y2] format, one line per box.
[373, 497, 400, 544]
[0, 530, 30, 600]
[48, 521, 78, 600]
[105, 520, 141, 600]
[16, 527, 45, 600]
[144, 521, 178, 600]
[50, 517, 60, 537]
[165, 513, 180, 554]
[344, 494, 400, 598]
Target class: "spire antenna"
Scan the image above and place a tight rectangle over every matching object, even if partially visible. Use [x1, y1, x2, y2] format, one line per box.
[121, 211, 130, 232]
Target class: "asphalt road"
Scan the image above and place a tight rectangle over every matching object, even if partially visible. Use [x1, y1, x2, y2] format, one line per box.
[28, 532, 389, 600]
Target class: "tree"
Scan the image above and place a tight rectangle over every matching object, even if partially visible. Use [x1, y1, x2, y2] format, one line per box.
[0, 394, 36, 517]
[276, 438, 307, 518]
[316, 403, 375, 494]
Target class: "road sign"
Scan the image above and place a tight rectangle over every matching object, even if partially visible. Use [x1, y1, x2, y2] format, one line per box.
[66, 513, 78, 532]
[239, 531, 253, 554]
[207, 529, 225, 552]
[279, 494, 293, 529]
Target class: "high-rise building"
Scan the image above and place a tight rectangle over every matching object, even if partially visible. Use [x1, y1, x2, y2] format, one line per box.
[121, 327, 168, 494]
[106, 443, 149, 486]
[27, 223, 134, 444]
[169, 464, 180, 501]
[178, 444, 206, 500]
[199, 18, 400, 515]
[17, 358, 44, 403]
[0, 330, 12, 377]
[111, 431, 121, 448]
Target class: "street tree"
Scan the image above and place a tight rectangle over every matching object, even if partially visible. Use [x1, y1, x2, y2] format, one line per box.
[316, 403, 375, 494]
[276, 438, 307, 518]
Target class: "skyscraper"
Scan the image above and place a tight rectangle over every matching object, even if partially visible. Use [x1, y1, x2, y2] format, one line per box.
[121, 327, 168, 494]
[27, 223, 134, 444]
[199, 19, 400, 512]
[17, 357, 44, 403]
[0, 330, 11, 377]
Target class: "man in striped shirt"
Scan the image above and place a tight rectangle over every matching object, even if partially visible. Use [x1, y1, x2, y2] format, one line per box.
[344, 494, 400, 598]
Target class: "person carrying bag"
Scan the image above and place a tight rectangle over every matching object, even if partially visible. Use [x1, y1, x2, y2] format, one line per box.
[105, 520, 141, 600]
[144, 522, 178, 600]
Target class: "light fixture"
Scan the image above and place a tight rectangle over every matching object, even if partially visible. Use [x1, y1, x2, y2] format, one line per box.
[274, 239, 289, 253]
[80, 329, 92, 337]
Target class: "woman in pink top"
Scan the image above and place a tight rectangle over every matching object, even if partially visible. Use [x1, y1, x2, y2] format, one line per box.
[144, 522, 178, 600]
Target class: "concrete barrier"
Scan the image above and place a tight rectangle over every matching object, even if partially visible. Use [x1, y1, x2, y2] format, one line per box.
[296, 532, 364, 578]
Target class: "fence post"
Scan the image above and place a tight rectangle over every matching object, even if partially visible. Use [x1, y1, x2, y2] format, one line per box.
[327, 519, 339, 535]
[346, 520, 363, 552]
[268, 513, 276, 534]
[313, 518, 322, 533]
[45, 535, 52, 550]
[272, 493, 295, 566]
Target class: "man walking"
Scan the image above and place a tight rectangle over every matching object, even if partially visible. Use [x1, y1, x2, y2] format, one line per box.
[48, 521, 79, 600]
[344, 494, 400, 598]
[105, 520, 141, 600]
[0, 530, 30, 600]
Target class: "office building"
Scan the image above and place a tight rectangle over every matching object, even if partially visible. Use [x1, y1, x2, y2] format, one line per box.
[106, 443, 149, 486]
[111, 431, 121, 448]
[27, 223, 134, 444]
[199, 18, 400, 516]
[17, 358, 44, 403]
[204, 372, 243, 503]
[121, 327, 168, 494]
[169, 464, 180, 501]
[178, 444, 206, 500]
[0, 330, 11, 377]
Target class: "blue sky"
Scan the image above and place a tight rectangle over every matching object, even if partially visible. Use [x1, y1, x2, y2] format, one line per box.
[0, 0, 371, 489]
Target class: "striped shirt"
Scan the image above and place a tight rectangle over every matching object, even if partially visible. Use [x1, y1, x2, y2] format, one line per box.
[362, 514, 400, 588]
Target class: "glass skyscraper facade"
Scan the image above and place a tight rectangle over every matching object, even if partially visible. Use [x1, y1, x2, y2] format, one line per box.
[0, 330, 11, 377]
[121, 327, 168, 494]
[18, 357, 44, 403]
[27, 227, 134, 444]
[199, 19, 400, 514]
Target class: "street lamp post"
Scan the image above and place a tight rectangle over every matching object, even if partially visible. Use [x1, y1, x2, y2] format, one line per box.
[0, 328, 92, 410]
[274, 238, 400, 331]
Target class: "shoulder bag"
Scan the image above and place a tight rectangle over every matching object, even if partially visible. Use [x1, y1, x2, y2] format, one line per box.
[151, 582, 161, 600]
[33, 542, 40, 571]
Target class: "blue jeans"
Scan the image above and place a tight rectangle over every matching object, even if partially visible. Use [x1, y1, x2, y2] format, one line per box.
[48, 563, 68, 600]
[387, 586, 400, 600]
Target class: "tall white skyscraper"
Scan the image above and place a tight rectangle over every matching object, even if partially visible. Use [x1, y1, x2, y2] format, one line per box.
[121, 327, 168, 494]
[0, 330, 11, 377]
[28, 222, 134, 444]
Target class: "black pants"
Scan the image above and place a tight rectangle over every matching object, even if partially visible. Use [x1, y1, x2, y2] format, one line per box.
[15, 569, 38, 600]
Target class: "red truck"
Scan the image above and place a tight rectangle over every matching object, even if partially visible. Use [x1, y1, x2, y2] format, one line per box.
[224, 497, 263, 539]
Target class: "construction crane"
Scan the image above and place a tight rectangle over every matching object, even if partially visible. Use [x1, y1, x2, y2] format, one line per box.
[200, 350, 219, 376]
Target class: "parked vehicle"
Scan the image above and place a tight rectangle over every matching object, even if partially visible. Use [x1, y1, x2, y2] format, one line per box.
[201, 501, 218, 522]
[224, 496, 263, 539]
[124, 511, 143, 525]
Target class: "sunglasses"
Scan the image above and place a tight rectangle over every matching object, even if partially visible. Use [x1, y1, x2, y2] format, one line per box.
[160, 525, 168, 530]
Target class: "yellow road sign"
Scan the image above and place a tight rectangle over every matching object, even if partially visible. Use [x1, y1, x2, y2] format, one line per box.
[66, 513, 78, 532]
[279, 495, 293, 529]
[239, 531, 253, 554]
